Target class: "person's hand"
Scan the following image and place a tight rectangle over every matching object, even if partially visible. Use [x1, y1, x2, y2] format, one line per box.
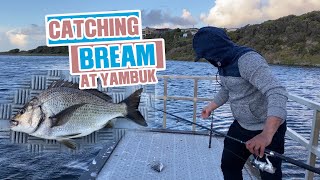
[201, 102, 219, 119]
[201, 106, 212, 119]
[246, 132, 273, 158]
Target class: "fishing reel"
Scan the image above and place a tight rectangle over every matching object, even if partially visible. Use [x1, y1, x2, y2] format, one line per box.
[251, 155, 276, 174]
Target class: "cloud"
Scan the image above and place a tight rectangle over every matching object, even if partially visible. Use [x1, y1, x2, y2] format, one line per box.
[142, 9, 197, 28]
[6, 31, 28, 47]
[0, 31, 16, 51]
[200, 0, 320, 28]
[3, 24, 45, 50]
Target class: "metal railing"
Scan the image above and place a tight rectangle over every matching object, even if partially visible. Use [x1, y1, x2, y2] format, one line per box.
[155, 75, 320, 180]
[156, 75, 216, 130]
[286, 94, 320, 180]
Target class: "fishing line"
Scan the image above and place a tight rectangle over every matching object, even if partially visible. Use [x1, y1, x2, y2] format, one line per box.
[152, 107, 320, 175]
[215, 70, 222, 87]
[152, 107, 250, 165]
[155, 107, 245, 144]
[208, 114, 214, 148]
[212, 68, 269, 170]
[206, 114, 253, 165]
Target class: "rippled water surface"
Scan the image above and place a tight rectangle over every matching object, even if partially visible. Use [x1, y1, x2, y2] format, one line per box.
[0, 55, 319, 179]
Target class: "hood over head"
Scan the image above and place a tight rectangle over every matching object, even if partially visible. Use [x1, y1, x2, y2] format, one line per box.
[193, 26, 254, 67]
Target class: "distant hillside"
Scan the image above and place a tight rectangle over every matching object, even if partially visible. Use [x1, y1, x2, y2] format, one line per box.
[2, 11, 320, 66]
[228, 11, 320, 66]
[145, 28, 195, 61]
[0, 46, 68, 56]
[154, 11, 320, 66]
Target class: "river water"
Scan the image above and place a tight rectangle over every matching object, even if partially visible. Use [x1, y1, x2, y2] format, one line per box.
[0, 55, 319, 179]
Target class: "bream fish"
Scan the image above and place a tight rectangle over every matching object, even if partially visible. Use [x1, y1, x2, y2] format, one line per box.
[10, 80, 147, 149]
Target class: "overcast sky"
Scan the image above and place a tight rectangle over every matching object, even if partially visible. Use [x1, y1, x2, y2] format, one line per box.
[0, 0, 319, 51]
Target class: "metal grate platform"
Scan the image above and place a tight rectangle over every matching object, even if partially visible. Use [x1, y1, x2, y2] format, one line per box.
[92, 130, 257, 180]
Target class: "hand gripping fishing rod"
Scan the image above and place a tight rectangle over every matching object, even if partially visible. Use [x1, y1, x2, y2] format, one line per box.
[153, 107, 320, 175]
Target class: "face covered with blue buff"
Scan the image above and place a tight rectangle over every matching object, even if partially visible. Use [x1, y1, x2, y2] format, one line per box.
[192, 26, 254, 68]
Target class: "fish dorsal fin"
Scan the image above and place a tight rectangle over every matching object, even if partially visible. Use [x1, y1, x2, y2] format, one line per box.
[50, 103, 86, 128]
[84, 89, 112, 102]
[48, 80, 112, 102]
[48, 80, 79, 89]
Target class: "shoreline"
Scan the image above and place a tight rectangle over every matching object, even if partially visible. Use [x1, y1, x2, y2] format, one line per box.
[0, 53, 69, 57]
[0, 53, 319, 68]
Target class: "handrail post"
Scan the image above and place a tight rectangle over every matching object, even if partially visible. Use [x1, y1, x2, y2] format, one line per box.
[305, 110, 320, 180]
[192, 78, 198, 131]
[163, 77, 168, 129]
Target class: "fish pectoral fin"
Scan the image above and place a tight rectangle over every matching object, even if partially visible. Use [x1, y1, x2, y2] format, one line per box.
[59, 139, 77, 150]
[57, 133, 82, 139]
[50, 103, 86, 128]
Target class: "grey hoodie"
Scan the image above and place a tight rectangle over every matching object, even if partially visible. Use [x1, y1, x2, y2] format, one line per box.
[192, 26, 288, 130]
[213, 51, 288, 130]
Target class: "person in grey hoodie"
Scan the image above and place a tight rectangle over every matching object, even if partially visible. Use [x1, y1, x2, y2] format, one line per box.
[193, 26, 287, 180]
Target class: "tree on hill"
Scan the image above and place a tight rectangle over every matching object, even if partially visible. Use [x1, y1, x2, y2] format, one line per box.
[227, 11, 320, 66]
[8, 49, 20, 53]
[27, 46, 68, 54]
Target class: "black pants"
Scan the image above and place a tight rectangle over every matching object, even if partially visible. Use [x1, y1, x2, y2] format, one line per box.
[221, 120, 287, 180]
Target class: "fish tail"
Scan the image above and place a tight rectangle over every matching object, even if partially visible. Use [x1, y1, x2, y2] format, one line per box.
[120, 88, 148, 127]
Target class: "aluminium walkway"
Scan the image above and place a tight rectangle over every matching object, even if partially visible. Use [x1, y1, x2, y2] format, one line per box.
[80, 130, 259, 180]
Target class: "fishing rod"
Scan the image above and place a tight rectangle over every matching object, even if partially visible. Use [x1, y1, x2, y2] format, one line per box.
[153, 107, 320, 175]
